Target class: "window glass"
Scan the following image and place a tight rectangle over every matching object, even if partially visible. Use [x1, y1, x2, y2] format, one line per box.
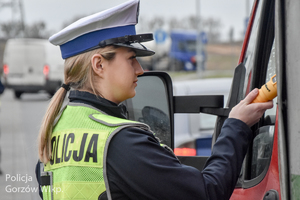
[265, 41, 277, 117]
[7, 43, 45, 73]
[239, 0, 277, 182]
[265, 41, 276, 81]
[242, 1, 264, 96]
[251, 126, 274, 179]
[186, 40, 196, 52]
[248, 39, 276, 180]
[178, 41, 185, 52]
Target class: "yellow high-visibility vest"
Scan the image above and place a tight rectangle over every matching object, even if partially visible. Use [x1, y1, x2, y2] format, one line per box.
[41, 103, 150, 200]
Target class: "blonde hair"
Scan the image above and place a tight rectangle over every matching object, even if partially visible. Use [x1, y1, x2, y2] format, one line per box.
[38, 46, 118, 164]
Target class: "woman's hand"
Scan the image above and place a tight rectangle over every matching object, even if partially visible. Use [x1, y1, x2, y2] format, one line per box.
[229, 88, 274, 127]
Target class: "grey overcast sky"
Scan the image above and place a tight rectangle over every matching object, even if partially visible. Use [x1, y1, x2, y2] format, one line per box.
[1, 0, 255, 41]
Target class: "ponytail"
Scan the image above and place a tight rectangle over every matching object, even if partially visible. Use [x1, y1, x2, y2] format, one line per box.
[38, 86, 68, 163]
[38, 45, 119, 164]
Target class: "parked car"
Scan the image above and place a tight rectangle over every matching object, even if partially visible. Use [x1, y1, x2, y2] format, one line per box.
[2, 38, 64, 98]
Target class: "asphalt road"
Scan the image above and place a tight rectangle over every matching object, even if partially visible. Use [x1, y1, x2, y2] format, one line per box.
[0, 89, 53, 200]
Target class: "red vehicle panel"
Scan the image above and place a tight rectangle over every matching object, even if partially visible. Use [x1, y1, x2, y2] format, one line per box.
[231, 113, 280, 199]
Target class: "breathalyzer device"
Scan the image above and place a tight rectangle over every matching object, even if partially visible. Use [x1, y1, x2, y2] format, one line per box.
[252, 74, 277, 103]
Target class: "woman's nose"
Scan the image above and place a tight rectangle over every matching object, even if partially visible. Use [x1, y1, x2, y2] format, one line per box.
[134, 59, 144, 76]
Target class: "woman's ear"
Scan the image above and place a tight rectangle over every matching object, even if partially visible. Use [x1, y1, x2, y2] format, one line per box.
[91, 54, 104, 77]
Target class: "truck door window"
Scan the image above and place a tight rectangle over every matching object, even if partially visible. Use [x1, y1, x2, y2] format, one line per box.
[242, 42, 276, 187]
[242, 0, 264, 96]
[265, 41, 277, 117]
[251, 126, 274, 179]
[249, 40, 276, 179]
[237, 0, 276, 186]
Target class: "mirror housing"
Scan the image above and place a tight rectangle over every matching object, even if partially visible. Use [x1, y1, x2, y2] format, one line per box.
[124, 71, 174, 148]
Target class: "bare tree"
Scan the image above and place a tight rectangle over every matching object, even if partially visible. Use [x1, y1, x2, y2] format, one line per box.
[187, 16, 198, 30]
[169, 18, 181, 30]
[148, 16, 165, 30]
[229, 27, 234, 43]
[1, 21, 24, 38]
[24, 21, 48, 38]
[202, 17, 222, 43]
[166, 16, 222, 43]
[0, 20, 51, 39]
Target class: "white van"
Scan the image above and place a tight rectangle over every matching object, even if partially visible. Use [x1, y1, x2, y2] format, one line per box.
[2, 38, 64, 98]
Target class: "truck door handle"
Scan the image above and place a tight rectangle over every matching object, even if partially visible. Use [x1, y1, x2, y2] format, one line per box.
[263, 190, 279, 200]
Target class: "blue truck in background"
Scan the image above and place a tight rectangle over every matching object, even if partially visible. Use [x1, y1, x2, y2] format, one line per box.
[169, 30, 206, 71]
[137, 29, 206, 71]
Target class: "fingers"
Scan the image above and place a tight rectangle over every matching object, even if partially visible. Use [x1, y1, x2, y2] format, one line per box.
[228, 88, 274, 127]
[253, 100, 274, 110]
[243, 88, 259, 104]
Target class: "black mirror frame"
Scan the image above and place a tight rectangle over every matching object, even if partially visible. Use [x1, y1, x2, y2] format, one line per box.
[138, 71, 175, 149]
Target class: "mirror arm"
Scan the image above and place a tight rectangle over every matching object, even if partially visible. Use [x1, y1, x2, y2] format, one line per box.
[173, 95, 224, 113]
[200, 107, 230, 117]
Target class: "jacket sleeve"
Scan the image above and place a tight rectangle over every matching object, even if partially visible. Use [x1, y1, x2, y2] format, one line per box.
[106, 118, 252, 200]
[202, 118, 253, 199]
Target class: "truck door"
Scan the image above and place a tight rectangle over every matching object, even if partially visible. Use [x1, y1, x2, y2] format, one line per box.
[278, 0, 300, 199]
[124, 0, 300, 199]
[217, 0, 281, 199]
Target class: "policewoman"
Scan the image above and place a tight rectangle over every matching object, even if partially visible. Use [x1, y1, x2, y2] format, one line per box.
[37, 0, 273, 199]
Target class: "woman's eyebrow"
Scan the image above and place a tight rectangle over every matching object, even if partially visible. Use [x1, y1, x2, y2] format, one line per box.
[127, 49, 136, 54]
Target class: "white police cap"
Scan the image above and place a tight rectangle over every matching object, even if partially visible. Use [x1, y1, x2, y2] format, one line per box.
[49, 0, 155, 59]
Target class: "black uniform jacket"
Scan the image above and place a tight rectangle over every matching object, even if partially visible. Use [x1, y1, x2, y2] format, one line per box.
[36, 90, 253, 200]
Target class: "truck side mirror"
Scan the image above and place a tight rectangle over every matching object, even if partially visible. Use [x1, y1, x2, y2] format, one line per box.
[124, 71, 231, 171]
[123, 72, 174, 148]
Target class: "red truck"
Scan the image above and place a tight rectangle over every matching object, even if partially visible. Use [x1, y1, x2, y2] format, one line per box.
[124, 0, 299, 199]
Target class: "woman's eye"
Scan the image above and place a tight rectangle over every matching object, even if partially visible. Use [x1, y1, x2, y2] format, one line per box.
[130, 55, 136, 59]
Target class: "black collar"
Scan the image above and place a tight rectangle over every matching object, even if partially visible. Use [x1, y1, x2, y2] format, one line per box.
[68, 90, 127, 119]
